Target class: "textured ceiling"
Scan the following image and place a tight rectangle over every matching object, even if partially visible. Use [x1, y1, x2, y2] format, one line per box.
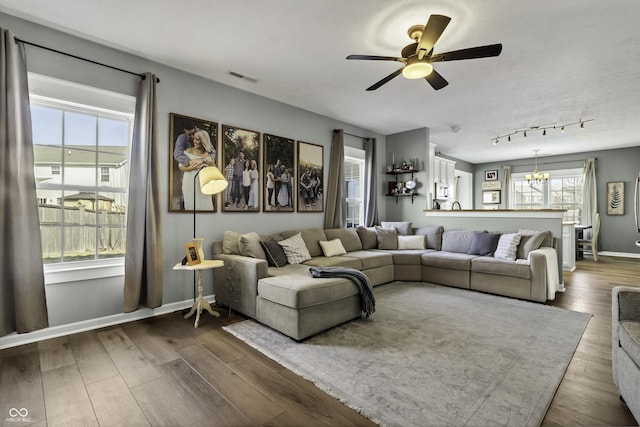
[1, 0, 639, 163]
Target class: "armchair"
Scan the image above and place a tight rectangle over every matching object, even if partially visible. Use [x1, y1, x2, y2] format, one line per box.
[612, 286, 640, 422]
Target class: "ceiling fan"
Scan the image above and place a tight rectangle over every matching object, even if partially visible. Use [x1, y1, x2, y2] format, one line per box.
[346, 14, 502, 91]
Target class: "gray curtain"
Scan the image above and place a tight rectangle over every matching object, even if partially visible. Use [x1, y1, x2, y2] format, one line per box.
[582, 157, 597, 236]
[324, 129, 345, 229]
[0, 29, 49, 336]
[363, 137, 378, 226]
[502, 165, 512, 208]
[123, 73, 162, 312]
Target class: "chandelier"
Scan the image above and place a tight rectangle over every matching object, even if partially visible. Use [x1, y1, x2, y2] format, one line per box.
[526, 150, 549, 185]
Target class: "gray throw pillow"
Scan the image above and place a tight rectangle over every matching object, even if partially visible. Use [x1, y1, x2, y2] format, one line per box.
[415, 225, 444, 250]
[441, 230, 475, 253]
[381, 221, 412, 235]
[238, 232, 267, 260]
[517, 230, 551, 259]
[260, 239, 288, 267]
[375, 226, 398, 250]
[356, 226, 378, 249]
[467, 231, 501, 256]
[324, 228, 363, 252]
[222, 230, 242, 255]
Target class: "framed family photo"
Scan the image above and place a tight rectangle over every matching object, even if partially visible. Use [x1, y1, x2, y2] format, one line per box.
[169, 113, 218, 213]
[297, 141, 324, 212]
[263, 133, 295, 212]
[221, 125, 261, 212]
[483, 190, 501, 204]
[484, 170, 498, 181]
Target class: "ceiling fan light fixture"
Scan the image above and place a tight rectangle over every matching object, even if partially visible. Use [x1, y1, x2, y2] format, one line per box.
[402, 62, 433, 79]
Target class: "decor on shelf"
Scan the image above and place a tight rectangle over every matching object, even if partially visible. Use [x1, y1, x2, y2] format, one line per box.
[169, 113, 219, 212]
[385, 167, 419, 203]
[297, 141, 324, 212]
[491, 118, 594, 145]
[526, 149, 550, 185]
[607, 181, 625, 215]
[484, 170, 498, 181]
[483, 190, 501, 204]
[263, 133, 295, 212]
[221, 125, 261, 212]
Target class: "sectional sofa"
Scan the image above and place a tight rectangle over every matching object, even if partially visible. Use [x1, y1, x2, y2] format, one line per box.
[212, 223, 558, 340]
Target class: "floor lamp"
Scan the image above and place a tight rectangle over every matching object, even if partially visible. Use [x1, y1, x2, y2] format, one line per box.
[191, 165, 228, 298]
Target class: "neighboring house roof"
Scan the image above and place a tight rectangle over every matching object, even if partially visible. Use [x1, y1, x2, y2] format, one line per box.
[65, 192, 115, 202]
[34, 145, 128, 167]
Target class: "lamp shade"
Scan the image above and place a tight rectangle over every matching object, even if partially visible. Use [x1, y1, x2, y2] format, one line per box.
[198, 166, 228, 195]
[402, 62, 433, 79]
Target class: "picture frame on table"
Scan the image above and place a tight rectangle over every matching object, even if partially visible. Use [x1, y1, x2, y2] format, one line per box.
[297, 141, 324, 212]
[263, 133, 295, 212]
[221, 125, 261, 212]
[484, 170, 498, 181]
[169, 113, 219, 213]
[483, 190, 501, 204]
[184, 243, 202, 265]
[607, 181, 624, 215]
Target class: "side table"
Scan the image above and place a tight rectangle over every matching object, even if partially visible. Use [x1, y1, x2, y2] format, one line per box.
[173, 259, 224, 328]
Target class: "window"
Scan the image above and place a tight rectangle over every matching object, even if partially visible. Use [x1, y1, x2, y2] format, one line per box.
[344, 147, 365, 228]
[512, 168, 583, 223]
[30, 76, 134, 266]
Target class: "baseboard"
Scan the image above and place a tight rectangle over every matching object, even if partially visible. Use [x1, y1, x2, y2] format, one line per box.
[0, 294, 215, 350]
[598, 251, 640, 259]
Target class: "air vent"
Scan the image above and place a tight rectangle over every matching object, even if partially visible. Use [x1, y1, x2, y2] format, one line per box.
[228, 71, 257, 83]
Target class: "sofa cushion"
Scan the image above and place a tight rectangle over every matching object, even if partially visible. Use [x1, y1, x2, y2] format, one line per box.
[381, 221, 412, 235]
[415, 226, 444, 250]
[441, 230, 475, 254]
[280, 228, 327, 257]
[324, 228, 363, 252]
[238, 232, 267, 260]
[422, 251, 477, 270]
[260, 239, 288, 267]
[342, 250, 393, 269]
[374, 249, 434, 265]
[471, 256, 531, 279]
[222, 230, 242, 255]
[619, 321, 640, 368]
[375, 226, 398, 250]
[319, 239, 347, 257]
[468, 231, 501, 256]
[494, 232, 522, 261]
[277, 233, 312, 264]
[356, 226, 378, 249]
[258, 274, 359, 309]
[398, 235, 426, 250]
[303, 256, 362, 269]
[517, 230, 552, 259]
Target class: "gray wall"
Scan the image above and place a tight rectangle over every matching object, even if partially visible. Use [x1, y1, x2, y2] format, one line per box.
[473, 146, 640, 254]
[0, 12, 387, 327]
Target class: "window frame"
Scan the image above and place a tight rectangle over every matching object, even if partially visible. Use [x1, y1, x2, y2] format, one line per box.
[344, 146, 365, 228]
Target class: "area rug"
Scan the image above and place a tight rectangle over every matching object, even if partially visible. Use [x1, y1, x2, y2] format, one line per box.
[223, 282, 591, 427]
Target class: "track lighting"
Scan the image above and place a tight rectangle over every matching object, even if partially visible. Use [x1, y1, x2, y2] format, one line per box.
[490, 118, 593, 145]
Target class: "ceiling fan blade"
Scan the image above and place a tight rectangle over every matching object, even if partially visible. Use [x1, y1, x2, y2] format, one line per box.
[346, 54, 402, 61]
[430, 43, 503, 63]
[425, 69, 449, 90]
[416, 14, 451, 60]
[366, 68, 404, 91]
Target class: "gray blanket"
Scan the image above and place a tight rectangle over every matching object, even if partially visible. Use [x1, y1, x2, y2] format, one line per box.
[308, 266, 376, 317]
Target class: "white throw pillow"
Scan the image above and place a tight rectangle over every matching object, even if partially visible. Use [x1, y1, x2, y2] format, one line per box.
[494, 233, 522, 261]
[397, 235, 425, 250]
[319, 239, 347, 257]
[277, 232, 312, 264]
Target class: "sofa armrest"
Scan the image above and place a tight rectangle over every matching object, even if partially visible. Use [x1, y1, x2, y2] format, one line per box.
[528, 251, 548, 302]
[613, 286, 640, 347]
[213, 253, 268, 319]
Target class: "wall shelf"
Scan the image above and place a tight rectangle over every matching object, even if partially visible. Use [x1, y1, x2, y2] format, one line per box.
[386, 192, 419, 204]
[386, 169, 419, 204]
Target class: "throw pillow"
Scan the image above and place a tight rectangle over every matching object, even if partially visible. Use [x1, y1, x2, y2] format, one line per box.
[375, 226, 398, 250]
[397, 235, 425, 250]
[260, 239, 288, 267]
[238, 232, 267, 260]
[517, 229, 551, 259]
[468, 231, 501, 256]
[494, 232, 522, 261]
[441, 230, 475, 253]
[222, 230, 242, 255]
[319, 239, 347, 257]
[356, 226, 378, 249]
[380, 221, 413, 235]
[324, 228, 363, 252]
[415, 225, 444, 250]
[277, 232, 312, 264]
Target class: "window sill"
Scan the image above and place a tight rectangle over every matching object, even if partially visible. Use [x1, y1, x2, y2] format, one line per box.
[44, 258, 125, 285]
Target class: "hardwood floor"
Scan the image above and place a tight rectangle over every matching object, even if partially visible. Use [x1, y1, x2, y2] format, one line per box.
[0, 257, 637, 426]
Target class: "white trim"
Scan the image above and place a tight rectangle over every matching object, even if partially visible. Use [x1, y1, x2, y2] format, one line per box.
[44, 258, 124, 284]
[423, 210, 565, 219]
[0, 294, 217, 350]
[598, 251, 640, 259]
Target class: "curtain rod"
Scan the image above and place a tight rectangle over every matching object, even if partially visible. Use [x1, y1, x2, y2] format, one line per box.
[16, 38, 160, 83]
[343, 132, 368, 140]
[513, 157, 596, 168]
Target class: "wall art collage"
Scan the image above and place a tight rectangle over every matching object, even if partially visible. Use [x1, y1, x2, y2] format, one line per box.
[168, 113, 324, 214]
